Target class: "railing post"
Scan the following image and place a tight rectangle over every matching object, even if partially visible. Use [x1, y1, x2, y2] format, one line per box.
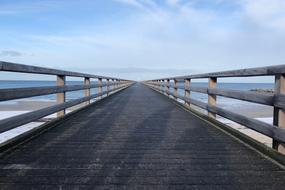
[57, 75, 66, 117]
[273, 74, 285, 153]
[114, 79, 116, 89]
[107, 79, 110, 96]
[184, 79, 191, 107]
[98, 78, 102, 99]
[162, 80, 165, 94]
[208, 77, 217, 118]
[155, 80, 158, 90]
[174, 79, 178, 100]
[112, 79, 114, 92]
[84, 77, 90, 105]
[160, 80, 163, 92]
[166, 79, 170, 97]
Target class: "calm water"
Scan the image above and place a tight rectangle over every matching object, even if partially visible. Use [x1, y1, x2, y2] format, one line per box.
[0, 80, 274, 108]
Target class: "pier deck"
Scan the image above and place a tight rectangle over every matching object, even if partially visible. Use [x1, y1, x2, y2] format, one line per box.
[0, 83, 285, 189]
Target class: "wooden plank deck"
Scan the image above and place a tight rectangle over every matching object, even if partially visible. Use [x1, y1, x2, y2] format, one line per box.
[0, 83, 285, 189]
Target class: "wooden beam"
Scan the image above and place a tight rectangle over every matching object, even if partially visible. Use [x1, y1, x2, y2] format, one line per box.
[154, 64, 285, 81]
[57, 75, 66, 117]
[0, 61, 121, 80]
[273, 75, 285, 154]
[174, 79, 178, 100]
[184, 79, 191, 107]
[166, 79, 170, 97]
[159, 80, 163, 92]
[208, 77, 217, 118]
[84, 77, 90, 105]
[0, 84, 103, 102]
[107, 79, 110, 96]
[98, 78, 103, 99]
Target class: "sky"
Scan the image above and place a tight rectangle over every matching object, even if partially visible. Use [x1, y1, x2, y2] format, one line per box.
[0, 0, 285, 81]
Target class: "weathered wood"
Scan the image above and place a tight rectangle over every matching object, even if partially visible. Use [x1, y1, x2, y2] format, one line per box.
[156, 64, 285, 81]
[277, 75, 285, 153]
[182, 86, 275, 107]
[107, 79, 110, 96]
[98, 78, 103, 99]
[184, 79, 191, 107]
[57, 75, 66, 117]
[208, 77, 217, 118]
[0, 61, 121, 80]
[0, 84, 103, 102]
[84, 77, 91, 105]
[209, 88, 274, 106]
[173, 79, 178, 100]
[166, 79, 170, 97]
[189, 86, 208, 94]
[112, 79, 114, 92]
[273, 75, 280, 149]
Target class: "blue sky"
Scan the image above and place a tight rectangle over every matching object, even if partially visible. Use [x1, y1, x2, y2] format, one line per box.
[0, 0, 285, 81]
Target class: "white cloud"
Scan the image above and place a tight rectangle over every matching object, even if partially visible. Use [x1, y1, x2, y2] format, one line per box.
[1, 0, 285, 81]
[241, 0, 285, 31]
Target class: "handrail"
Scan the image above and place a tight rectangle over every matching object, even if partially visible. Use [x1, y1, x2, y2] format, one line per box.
[0, 61, 123, 80]
[0, 61, 134, 134]
[144, 64, 285, 155]
[155, 64, 285, 81]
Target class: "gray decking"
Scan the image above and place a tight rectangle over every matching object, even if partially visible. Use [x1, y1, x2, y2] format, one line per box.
[0, 83, 285, 189]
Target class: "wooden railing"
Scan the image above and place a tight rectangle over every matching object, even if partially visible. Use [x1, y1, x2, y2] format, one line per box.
[144, 65, 285, 154]
[0, 61, 133, 134]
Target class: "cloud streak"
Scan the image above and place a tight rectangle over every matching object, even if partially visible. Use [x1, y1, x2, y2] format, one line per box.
[0, 50, 22, 57]
[0, 0, 285, 81]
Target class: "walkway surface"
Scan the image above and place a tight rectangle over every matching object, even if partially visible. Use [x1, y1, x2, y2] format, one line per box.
[0, 83, 285, 189]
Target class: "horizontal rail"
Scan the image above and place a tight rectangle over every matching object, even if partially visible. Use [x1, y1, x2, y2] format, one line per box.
[0, 61, 125, 80]
[0, 84, 105, 102]
[0, 81, 131, 102]
[154, 64, 285, 80]
[0, 84, 129, 133]
[148, 82, 285, 109]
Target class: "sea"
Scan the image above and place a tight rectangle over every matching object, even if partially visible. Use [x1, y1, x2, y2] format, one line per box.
[0, 80, 274, 109]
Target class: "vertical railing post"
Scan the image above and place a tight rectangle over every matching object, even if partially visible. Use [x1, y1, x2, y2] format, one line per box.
[160, 80, 163, 92]
[57, 75, 66, 117]
[162, 80, 165, 95]
[156, 80, 158, 91]
[98, 78, 102, 99]
[166, 79, 170, 97]
[107, 79, 110, 96]
[84, 77, 90, 105]
[273, 74, 285, 154]
[112, 79, 114, 92]
[208, 77, 217, 119]
[174, 79, 178, 100]
[184, 79, 191, 108]
[114, 79, 117, 89]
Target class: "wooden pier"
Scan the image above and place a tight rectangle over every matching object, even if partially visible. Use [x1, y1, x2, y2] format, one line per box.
[1, 62, 285, 189]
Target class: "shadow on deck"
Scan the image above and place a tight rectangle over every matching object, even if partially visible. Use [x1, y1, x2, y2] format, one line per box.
[0, 83, 285, 189]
